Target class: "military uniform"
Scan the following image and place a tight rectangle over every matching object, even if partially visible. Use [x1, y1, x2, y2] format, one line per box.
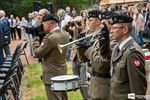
[85, 39, 111, 99]
[110, 14, 147, 100]
[110, 38, 147, 100]
[83, 10, 112, 100]
[33, 15, 70, 100]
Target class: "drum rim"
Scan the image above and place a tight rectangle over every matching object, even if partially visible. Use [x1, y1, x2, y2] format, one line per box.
[51, 88, 79, 92]
[51, 75, 79, 81]
[51, 78, 79, 82]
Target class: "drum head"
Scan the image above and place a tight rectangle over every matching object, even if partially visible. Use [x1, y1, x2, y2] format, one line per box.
[51, 75, 79, 81]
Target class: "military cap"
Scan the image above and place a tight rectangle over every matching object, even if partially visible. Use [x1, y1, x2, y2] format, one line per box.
[42, 14, 58, 23]
[109, 13, 133, 25]
[98, 11, 114, 20]
[88, 10, 101, 19]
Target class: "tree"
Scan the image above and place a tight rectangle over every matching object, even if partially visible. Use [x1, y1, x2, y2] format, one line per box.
[0, 0, 96, 18]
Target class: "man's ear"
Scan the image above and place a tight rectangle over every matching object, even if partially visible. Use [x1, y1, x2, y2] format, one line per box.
[123, 26, 128, 35]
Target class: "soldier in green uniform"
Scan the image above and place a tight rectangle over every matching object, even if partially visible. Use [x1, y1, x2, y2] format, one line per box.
[77, 10, 112, 100]
[33, 14, 70, 100]
[109, 13, 147, 100]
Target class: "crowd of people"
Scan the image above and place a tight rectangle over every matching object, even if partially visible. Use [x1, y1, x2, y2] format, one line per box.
[0, 2, 150, 100]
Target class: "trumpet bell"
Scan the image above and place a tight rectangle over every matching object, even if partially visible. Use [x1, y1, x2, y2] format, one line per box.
[57, 30, 101, 53]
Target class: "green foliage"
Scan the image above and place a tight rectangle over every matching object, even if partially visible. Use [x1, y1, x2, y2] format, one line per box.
[24, 62, 83, 100]
[30, 96, 47, 100]
[0, 0, 93, 18]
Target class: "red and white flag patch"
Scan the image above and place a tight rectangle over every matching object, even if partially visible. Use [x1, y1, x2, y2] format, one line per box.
[133, 60, 140, 68]
[40, 42, 45, 47]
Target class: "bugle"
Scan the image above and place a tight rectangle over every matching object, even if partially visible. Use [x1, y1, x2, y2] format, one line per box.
[58, 30, 101, 53]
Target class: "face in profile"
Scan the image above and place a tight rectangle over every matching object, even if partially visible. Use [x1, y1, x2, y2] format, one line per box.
[110, 23, 125, 42]
[88, 18, 100, 31]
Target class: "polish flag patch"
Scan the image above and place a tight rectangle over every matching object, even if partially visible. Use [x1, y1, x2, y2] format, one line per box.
[40, 42, 45, 47]
[133, 60, 140, 68]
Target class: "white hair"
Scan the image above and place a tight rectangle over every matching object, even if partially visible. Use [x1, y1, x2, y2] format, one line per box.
[0, 10, 6, 18]
[57, 9, 66, 18]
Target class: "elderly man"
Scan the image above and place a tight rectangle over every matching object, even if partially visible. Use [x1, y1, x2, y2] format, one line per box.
[31, 9, 50, 62]
[0, 10, 11, 58]
[110, 13, 147, 100]
[33, 14, 69, 100]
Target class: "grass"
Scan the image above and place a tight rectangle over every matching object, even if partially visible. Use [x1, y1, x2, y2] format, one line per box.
[24, 61, 83, 100]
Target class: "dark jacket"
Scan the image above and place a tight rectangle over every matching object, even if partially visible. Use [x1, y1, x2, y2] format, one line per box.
[1, 18, 11, 45]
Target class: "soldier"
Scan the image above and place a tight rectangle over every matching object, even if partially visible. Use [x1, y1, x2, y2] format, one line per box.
[109, 13, 147, 100]
[32, 14, 70, 100]
[78, 10, 112, 99]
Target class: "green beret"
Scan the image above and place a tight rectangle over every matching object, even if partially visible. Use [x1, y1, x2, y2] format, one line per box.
[42, 14, 58, 23]
[98, 11, 114, 20]
[109, 13, 133, 24]
[88, 10, 101, 19]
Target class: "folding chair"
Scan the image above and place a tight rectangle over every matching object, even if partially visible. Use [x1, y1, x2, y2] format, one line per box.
[0, 74, 19, 100]
[21, 41, 29, 65]
[0, 43, 23, 87]
[0, 77, 12, 100]
[0, 59, 20, 92]
[3, 43, 23, 64]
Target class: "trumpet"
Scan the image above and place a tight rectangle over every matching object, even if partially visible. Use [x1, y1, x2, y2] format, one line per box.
[57, 30, 101, 53]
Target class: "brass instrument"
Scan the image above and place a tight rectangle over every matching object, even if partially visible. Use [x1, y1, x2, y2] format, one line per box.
[57, 30, 101, 53]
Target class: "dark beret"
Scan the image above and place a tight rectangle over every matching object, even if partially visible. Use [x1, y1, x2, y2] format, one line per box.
[88, 10, 101, 19]
[42, 14, 58, 23]
[98, 11, 114, 20]
[109, 13, 133, 25]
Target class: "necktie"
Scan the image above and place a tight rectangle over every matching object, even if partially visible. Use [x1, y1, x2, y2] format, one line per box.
[11, 19, 13, 26]
[115, 45, 120, 57]
[110, 45, 120, 76]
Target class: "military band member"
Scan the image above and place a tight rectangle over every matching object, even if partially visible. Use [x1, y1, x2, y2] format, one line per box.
[62, 16, 90, 100]
[33, 14, 70, 100]
[109, 13, 147, 100]
[78, 10, 111, 100]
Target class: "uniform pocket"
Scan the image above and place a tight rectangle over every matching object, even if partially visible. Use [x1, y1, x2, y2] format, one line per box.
[117, 61, 128, 81]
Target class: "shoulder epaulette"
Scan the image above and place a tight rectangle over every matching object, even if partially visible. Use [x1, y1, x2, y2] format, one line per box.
[46, 32, 52, 37]
[128, 44, 135, 51]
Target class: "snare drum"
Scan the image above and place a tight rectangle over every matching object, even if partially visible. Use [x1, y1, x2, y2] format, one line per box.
[51, 75, 80, 92]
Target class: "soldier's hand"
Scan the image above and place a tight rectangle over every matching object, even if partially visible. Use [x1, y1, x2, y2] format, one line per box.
[99, 23, 109, 40]
[99, 23, 110, 58]
[78, 33, 86, 38]
[76, 38, 91, 49]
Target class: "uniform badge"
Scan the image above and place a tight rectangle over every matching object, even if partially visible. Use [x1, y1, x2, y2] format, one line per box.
[133, 60, 140, 68]
[41, 42, 45, 47]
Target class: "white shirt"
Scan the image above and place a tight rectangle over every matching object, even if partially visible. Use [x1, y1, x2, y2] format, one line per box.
[118, 36, 132, 50]
[60, 14, 72, 28]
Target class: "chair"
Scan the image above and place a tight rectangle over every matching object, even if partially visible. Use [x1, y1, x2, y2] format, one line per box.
[0, 43, 23, 87]
[0, 43, 24, 100]
[21, 41, 29, 65]
[0, 74, 19, 100]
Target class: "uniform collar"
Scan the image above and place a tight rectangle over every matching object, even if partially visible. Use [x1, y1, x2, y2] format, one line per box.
[118, 36, 132, 51]
[50, 26, 60, 33]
